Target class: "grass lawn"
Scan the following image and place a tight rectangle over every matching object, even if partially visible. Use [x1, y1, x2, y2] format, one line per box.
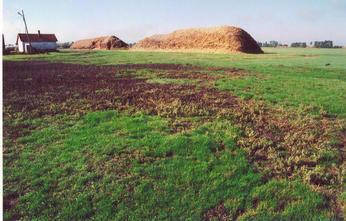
[3, 47, 345, 220]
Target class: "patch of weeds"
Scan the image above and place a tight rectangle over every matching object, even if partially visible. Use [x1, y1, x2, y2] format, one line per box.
[146, 78, 196, 85]
[304, 165, 338, 186]
[240, 180, 334, 220]
[131, 69, 161, 79]
[156, 99, 213, 117]
[95, 89, 111, 94]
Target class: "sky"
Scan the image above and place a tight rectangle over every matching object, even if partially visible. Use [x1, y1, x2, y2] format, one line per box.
[2, 0, 346, 46]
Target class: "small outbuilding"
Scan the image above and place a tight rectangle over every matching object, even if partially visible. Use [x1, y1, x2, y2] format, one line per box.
[16, 30, 58, 53]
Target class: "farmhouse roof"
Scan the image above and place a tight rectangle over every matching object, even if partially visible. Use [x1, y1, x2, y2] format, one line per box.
[16, 33, 58, 44]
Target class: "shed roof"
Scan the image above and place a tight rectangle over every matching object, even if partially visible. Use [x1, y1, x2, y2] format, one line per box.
[16, 33, 58, 44]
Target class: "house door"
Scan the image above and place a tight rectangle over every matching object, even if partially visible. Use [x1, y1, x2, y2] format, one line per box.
[26, 44, 32, 53]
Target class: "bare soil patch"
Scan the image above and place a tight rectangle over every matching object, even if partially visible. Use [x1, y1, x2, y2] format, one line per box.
[204, 203, 229, 221]
[3, 61, 240, 117]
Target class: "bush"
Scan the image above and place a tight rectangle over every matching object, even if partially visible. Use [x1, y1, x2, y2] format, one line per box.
[57, 42, 74, 49]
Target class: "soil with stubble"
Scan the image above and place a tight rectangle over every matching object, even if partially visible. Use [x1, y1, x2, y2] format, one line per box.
[3, 61, 240, 118]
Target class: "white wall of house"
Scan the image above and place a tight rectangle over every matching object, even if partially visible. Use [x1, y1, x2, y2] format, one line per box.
[18, 39, 24, 52]
[17, 39, 57, 52]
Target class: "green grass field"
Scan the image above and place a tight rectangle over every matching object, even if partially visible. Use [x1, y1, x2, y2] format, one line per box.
[3, 47, 346, 220]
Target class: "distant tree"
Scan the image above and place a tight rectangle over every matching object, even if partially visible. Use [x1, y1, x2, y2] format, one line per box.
[258, 41, 287, 47]
[269, 40, 279, 47]
[314, 41, 321, 48]
[314, 40, 333, 48]
[291, 42, 307, 48]
[57, 42, 74, 49]
[324, 41, 333, 48]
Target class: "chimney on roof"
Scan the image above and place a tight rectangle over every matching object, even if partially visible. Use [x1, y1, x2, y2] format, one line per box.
[38, 30, 41, 37]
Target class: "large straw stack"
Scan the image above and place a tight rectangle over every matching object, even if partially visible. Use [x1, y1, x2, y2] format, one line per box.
[133, 25, 263, 54]
[70, 36, 128, 50]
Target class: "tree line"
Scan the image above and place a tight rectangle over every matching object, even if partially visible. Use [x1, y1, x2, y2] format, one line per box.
[257, 40, 342, 48]
[257, 41, 288, 47]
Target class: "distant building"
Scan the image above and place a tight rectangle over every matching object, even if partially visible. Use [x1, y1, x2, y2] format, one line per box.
[16, 30, 58, 53]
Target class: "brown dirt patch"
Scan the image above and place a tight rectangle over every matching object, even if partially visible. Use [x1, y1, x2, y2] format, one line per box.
[3, 61, 240, 118]
[204, 203, 229, 221]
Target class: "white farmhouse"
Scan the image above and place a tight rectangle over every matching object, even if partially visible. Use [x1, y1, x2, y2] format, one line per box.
[16, 30, 58, 53]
